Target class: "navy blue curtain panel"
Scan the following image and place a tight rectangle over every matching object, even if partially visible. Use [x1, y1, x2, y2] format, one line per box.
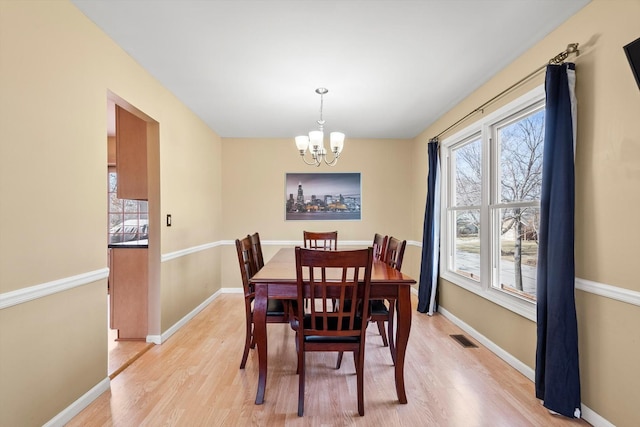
[418, 139, 440, 314]
[535, 62, 581, 418]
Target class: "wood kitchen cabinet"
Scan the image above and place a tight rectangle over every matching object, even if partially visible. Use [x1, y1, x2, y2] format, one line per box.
[109, 248, 148, 340]
[115, 105, 148, 200]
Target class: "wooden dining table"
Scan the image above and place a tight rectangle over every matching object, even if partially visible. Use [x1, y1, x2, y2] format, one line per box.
[249, 247, 417, 405]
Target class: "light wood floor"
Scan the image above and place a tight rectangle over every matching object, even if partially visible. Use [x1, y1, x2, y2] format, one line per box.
[107, 295, 154, 379]
[70, 294, 591, 426]
[108, 327, 153, 379]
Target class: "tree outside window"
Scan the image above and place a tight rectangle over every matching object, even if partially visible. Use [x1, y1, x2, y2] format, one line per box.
[494, 108, 544, 300]
[452, 137, 482, 281]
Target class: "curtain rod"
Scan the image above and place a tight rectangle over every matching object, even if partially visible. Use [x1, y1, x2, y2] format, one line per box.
[430, 43, 579, 143]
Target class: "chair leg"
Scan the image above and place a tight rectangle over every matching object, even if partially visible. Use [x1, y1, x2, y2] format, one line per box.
[295, 331, 300, 374]
[356, 348, 364, 416]
[298, 350, 305, 416]
[376, 320, 389, 347]
[240, 307, 252, 369]
[336, 351, 343, 369]
[388, 299, 396, 365]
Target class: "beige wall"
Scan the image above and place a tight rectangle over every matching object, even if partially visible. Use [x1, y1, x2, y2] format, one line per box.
[413, 1, 640, 425]
[161, 248, 221, 331]
[0, 283, 106, 427]
[220, 137, 419, 287]
[0, 1, 222, 426]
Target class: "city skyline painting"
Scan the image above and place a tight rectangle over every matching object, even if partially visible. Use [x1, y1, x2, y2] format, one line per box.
[285, 173, 361, 221]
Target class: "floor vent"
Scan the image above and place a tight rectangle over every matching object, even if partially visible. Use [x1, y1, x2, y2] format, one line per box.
[450, 334, 478, 348]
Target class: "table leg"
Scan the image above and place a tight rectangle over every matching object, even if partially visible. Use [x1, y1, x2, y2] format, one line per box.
[394, 286, 411, 404]
[388, 299, 397, 365]
[254, 284, 268, 404]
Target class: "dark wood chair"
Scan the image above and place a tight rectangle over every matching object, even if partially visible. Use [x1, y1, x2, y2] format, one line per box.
[236, 236, 288, 369]
[303, 230, 338, 250]
[372, 233, 388, 261]
[384, 236, 406, 271]
[291, 247, 373, 416]
[378, 236, 406, 364]
[248, 231, 265, 270]
[370, 233, 391, 346]
[337, 235, 406, 369]
[303, 230, 338, 308]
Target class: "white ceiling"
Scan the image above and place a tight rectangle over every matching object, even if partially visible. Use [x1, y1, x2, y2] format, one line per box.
[72, 0, 590, 139]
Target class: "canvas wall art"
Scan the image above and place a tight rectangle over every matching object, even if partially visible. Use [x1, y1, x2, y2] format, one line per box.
[285, 173, 361, 221]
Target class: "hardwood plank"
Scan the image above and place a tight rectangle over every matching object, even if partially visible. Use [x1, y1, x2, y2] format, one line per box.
[68, 294, 591, 426]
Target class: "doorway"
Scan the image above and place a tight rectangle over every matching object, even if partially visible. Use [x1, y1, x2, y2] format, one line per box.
[106, 94, 160, 377]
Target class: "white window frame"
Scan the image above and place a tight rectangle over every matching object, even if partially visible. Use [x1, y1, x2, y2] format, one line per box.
[440, 85, 545, 321]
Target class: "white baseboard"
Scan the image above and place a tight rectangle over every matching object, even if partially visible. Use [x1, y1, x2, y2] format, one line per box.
[146, 334, 162, 345]
[157, 289, 225, 343]
[437, 306, 611, 427]
[438, 306, 535, 380]
[154, 287, 244, 344]
[43, 377, 110, 427]
[580, 404, 615, 427]
[146, 288, 242, 344]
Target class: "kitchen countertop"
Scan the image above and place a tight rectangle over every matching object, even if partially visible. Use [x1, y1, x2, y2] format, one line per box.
[108, 239, 148, 249]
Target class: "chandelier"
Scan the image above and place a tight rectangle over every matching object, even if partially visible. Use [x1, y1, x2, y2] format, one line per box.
[295, 88, 345, 166]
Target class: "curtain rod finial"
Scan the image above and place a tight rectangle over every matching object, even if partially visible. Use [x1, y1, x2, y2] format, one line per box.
[567, 43, 579, 56]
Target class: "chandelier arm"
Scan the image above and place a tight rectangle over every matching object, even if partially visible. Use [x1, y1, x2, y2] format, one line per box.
[300, 153, 320, 166]
[301, 157, 318, 166]
[322, 152, 340, 166]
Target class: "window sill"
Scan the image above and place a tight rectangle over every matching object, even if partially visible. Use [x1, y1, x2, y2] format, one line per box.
[441, 270, 536, 322]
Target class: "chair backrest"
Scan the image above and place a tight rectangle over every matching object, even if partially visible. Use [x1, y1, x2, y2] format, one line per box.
[303, 230, 338, 250]
[372, 233, 388, 260]
[248, 232, 264, 270]
[384, 236, 406, 271]
[235, 236, 258, 296]
[295, 247, 373, 338]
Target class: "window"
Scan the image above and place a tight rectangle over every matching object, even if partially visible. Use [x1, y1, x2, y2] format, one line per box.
[441, 86, 544, 320]
[108, 170, 148, 245]
[451, 135, 482, 282]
